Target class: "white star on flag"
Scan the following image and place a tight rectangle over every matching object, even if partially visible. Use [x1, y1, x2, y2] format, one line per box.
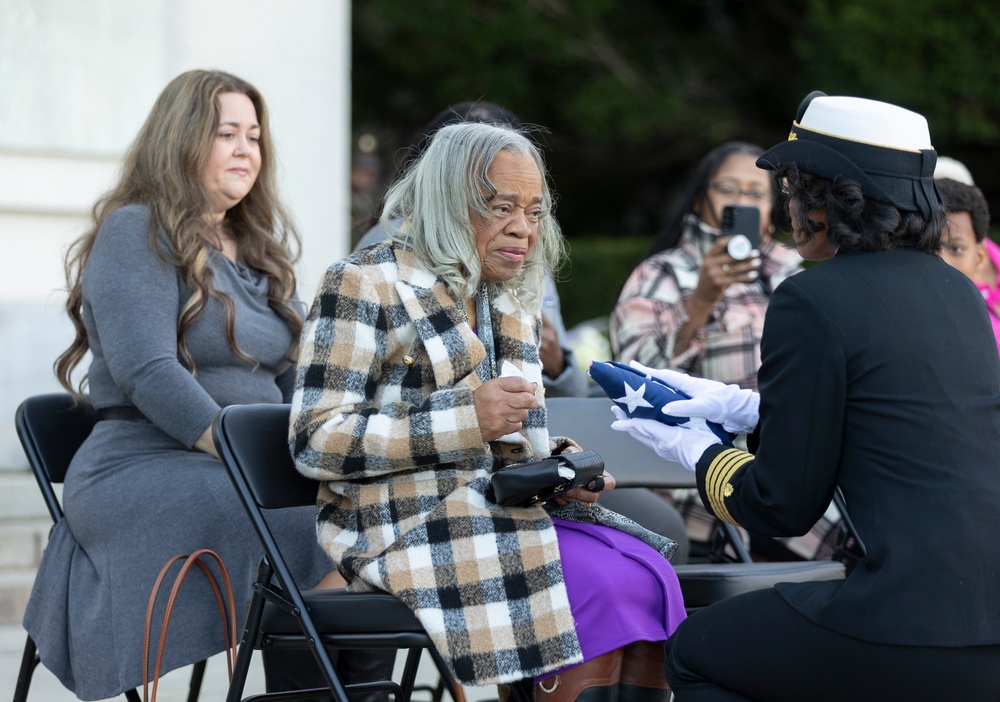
[614, 381, 654, 414]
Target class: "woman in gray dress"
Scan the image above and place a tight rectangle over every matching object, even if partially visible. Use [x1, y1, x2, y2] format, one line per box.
[22, 69, 334, 700]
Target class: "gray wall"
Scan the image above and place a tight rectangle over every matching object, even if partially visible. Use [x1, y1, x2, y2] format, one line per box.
[0, 0, 352, 467]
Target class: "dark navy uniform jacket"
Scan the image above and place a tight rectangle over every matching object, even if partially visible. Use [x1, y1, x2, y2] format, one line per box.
[698, 247, 1000, 646]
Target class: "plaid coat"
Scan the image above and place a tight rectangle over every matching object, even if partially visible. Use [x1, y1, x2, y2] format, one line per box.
[289, 242, 585, 685]
[610, 215, 802, 390]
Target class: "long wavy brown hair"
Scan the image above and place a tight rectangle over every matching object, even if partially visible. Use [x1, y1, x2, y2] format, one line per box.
[56, 69, 302, 394]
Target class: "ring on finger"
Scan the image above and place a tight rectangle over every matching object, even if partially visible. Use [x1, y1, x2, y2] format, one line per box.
[722, 263, 731, 273]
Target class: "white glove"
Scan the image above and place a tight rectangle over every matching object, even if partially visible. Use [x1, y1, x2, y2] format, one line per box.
[629, 361, 760, 434]
[610, 406, 721, 472]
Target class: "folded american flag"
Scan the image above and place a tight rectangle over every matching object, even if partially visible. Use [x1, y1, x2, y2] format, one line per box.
[588, 361, 733, 445]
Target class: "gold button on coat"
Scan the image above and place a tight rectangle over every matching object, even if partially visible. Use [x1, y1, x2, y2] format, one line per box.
[403, 355, 415, 367]
[723, 484, 734, 497]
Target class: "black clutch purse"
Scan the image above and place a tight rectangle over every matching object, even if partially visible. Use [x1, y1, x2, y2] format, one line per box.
[488, 450, 605, 507]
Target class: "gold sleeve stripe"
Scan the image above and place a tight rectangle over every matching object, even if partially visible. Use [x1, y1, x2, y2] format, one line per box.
[704, 448, 753, 525]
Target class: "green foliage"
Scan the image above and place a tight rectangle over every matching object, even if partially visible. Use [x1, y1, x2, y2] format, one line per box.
[555, 235, 649, 330]
[353, 1, 808, 238]
[797, 0, 1000, 143]
[354, 0, 801, 144]
[353, 0, 1000, 240]
[354, 0, 732, 147]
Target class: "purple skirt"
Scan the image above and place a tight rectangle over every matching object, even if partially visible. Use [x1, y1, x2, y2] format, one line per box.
[535, 517, 687, 683]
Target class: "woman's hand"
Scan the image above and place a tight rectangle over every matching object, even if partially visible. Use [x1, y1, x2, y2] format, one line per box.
[675, 238, 762, 356]
[194, 426, 219, 458]
[692, 237, 761, 306]
[552, 444, 614, 507]
[551, 468, 616, 508]
[538, 314, 566, 379]
[475, 376, 539, 442]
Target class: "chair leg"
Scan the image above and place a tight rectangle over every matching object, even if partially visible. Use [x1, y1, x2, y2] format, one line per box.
[187, 658, 207, 702]
[12, 636, 40, 702]
[708, 520, 752, 563]
[396, 648, 424, 702]
[427, 648, 465, 702]
[228, 573, 270, 702]
[116, 661, 205, 702]
[423, 674, 445, 702]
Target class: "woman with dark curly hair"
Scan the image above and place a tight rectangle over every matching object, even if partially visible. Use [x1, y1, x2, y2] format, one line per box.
[613, 92, 1000, 700]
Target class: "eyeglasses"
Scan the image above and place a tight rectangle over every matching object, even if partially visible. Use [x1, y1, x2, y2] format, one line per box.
[709, 181, 769, 201]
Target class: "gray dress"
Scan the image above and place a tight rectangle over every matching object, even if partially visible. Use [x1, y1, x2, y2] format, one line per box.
[22, 204, 332, 701]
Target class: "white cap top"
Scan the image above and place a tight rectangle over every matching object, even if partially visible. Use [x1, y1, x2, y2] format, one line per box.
[798, 96, 932, 152]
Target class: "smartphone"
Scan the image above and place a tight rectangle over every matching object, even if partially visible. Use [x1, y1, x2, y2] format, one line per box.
[721, 205, 760, 260]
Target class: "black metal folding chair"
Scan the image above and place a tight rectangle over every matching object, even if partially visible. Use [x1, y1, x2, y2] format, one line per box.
[211, 403, 463, 702]
[545, 397, 846, 613]
[13, 393, 207, 702]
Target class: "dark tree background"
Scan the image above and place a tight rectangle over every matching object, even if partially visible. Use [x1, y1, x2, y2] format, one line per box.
[352, 0, 1000, 243]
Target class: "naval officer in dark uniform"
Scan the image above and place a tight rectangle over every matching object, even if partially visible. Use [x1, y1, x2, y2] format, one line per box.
[613, 91, 1000, 701]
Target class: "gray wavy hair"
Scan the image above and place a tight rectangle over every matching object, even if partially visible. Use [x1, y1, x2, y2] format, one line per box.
[379, 121, 565, 312]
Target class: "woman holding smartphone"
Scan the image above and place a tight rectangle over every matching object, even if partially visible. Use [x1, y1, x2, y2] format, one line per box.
[610, 142, 801, 391]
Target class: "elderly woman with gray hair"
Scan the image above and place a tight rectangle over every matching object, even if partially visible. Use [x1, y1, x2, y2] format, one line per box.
[289, 122, 687, 702]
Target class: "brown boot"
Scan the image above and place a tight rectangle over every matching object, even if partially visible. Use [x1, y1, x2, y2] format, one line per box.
[534, 648, 624, 702]
[618, 641, 669, 702]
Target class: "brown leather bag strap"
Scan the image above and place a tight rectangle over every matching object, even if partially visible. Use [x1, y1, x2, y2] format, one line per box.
[143, 554, 187, 702]
[186, 549, 238, 677]
[160, 550, 237, 681]
[142, 549, 237, 702]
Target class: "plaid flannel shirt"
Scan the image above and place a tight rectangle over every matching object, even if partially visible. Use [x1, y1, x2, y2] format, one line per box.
[611, 216, 802, 390]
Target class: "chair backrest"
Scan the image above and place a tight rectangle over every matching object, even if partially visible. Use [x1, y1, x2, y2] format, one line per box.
[545, 396, 695, 490]
[15, 393, 99, 523]
[212, 403, 316, 510]
[214, 403, 439, 702]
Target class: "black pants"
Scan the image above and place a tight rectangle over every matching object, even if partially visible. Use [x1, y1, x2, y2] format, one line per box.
[664, 588, 1000, 701]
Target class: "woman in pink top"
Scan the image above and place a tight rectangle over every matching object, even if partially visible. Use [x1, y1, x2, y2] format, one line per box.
[975, 238, 1000, 351]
